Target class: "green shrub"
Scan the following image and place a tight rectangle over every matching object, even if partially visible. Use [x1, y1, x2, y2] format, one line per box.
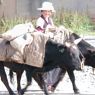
[53, 10, 94, 35]
[0, 11, 94, 35]
[0, 17, 30, 33]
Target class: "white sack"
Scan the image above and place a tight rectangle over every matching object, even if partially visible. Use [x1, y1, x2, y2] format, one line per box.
[0, 38, 24, 63]
[10, 33, 33, 54]
[1, 22, 34, 41]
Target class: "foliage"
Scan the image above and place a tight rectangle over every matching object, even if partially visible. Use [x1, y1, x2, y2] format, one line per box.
[53, 10, 95, 35]
[0, 17, 30, 33]
[0, 11, 95, 35]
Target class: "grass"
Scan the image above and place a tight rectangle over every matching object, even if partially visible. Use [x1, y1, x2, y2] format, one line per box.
[0, 17, 31, 33]
[0, 11, 95, 36]
[53, 10, 95, 36]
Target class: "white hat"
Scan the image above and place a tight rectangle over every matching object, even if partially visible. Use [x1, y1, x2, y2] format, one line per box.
[37, 1, 55, 12]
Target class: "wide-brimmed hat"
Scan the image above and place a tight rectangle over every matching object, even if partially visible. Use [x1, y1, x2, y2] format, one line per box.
[37, 1, 55, 12]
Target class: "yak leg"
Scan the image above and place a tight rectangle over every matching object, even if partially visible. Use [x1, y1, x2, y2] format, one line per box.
[9, 70, 14, 84]
[33, 72, 49, 95]
[16, 70, 23, 95]
[33, 73, 44, 89]
[33, 73, 49, 95]
[40, 73, 49, 95]
[24, 68, 49, 95]
[0, 63, 16, 95]
[21, 70, 48, 95]
[20, 67, 34, 95]
[67, 69, 79, 94]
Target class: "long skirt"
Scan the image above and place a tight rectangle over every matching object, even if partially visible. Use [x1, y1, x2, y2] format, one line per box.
[43, 68, 65, 88]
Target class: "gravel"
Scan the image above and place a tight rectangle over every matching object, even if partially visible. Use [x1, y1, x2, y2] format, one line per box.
[0, 66, 95, 94]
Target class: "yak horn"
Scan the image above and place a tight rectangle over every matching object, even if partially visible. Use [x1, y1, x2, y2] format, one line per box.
[74, 38, 82, 44]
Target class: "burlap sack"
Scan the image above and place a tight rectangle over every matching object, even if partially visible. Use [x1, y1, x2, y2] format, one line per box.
[0, 32, 49, 67]
[24, 32, 49, 67]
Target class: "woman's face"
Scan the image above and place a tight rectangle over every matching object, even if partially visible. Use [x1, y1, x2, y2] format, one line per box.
[41, 10, 52, 18]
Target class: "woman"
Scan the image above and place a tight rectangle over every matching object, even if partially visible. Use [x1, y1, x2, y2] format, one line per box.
[36, 1, 56, 33]
[35, 1, 63, 91]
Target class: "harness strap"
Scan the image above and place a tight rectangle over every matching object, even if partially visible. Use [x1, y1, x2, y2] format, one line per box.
[41, 15, 52, 29]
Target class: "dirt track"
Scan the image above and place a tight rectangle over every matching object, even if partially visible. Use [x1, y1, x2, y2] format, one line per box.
[0, 66, 95, 94]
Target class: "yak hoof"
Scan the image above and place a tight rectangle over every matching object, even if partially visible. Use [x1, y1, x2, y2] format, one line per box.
[20, 89, 25, 95]
[74, 89, 80, 94]
[18, 90, 24, 95]
[10, 92, 16, 95]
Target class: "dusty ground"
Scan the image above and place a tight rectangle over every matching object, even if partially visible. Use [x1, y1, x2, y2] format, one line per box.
[0, 66, 95, 95]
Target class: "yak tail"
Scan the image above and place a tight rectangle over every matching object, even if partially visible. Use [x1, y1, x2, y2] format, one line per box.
[9, 70, 14, 84]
